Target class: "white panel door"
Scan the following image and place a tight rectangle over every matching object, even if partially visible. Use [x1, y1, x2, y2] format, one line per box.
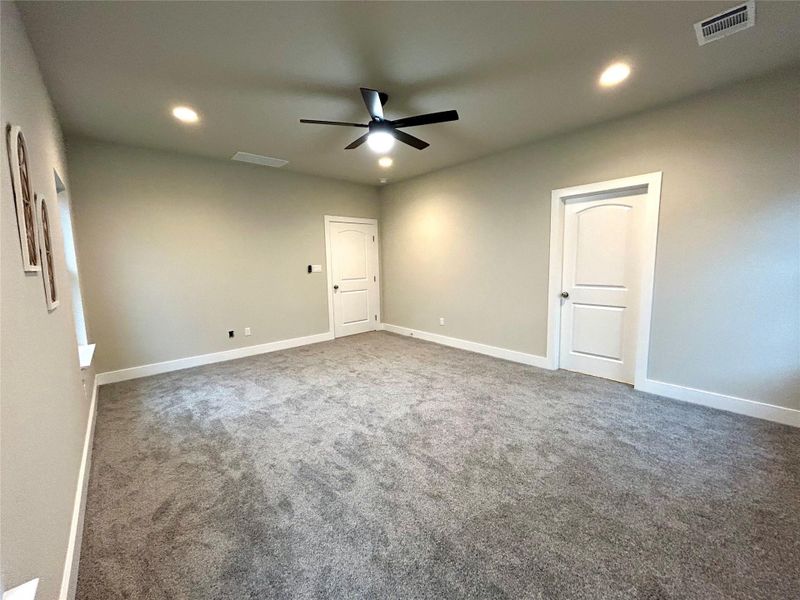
[559, 193, 646, 383]
[330, 221, 379, 338]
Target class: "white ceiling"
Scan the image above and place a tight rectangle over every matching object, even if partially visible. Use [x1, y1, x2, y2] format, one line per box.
[19, 1, 800, 185]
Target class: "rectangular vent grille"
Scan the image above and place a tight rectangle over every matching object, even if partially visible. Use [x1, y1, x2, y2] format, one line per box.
[695, 1, 755, 45]
[231, 152, 288, 168]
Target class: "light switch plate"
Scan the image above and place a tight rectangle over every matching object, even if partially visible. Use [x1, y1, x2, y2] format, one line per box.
[311, 264, 322, 273]
[244, 327, 251, 336]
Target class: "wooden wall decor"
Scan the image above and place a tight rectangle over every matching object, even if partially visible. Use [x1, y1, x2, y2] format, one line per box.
[36, 195, 59, 311]
[6, 125, 40, 272]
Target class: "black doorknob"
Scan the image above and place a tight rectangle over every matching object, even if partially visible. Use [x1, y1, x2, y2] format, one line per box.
[561, 291, 569, 298]
[333, 284, 339, 290]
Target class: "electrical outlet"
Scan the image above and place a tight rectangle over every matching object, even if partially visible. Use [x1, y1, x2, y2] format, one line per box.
[228, 330, 234, 338]
[439, 317, 445, 326]
[244, 327, 251, 336]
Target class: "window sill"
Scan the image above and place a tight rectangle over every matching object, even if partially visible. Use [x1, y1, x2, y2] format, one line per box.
[78, 343, 96, 370]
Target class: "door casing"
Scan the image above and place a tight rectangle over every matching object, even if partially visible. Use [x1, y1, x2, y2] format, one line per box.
[324, 215, 381, 337]
[546, 172, 662, 389]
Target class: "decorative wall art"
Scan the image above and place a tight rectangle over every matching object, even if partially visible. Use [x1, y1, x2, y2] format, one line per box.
[6, 125, 40, 272]
[36, 195, 59, 311]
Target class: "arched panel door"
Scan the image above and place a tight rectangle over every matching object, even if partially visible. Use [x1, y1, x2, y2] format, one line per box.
[330, 220, 380, 337]
[559, 195, 646, 383]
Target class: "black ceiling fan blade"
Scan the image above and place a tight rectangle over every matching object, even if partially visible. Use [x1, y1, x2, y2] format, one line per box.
[300, 119, 368, 127]
[360, 88, 384, 120]
[392, 110, 459, 129]
[345, 133, 369, 150]
[392, 128, 430, 150]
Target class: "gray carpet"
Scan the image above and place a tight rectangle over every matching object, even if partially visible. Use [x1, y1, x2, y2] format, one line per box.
[76, 331, 799, 600]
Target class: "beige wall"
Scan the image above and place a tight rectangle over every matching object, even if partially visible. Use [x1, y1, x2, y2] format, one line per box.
[1, 3, 93, 598]
[380, 68, 800, 411]
[66, 139, 379, 373]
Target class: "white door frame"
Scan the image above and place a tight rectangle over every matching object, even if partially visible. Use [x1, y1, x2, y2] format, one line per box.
[324, 215, 381, 336]
[546, 172, 662, 389]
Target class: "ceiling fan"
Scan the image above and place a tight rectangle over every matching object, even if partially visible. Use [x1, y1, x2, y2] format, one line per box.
[300, 88, 459, 152]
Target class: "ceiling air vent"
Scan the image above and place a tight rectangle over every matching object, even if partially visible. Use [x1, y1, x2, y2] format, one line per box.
[695, 1, 755, 46]
[231, 152, 288, 168]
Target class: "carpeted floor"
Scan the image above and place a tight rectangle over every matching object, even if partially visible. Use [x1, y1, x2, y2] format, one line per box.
[76, 331, 799, 600]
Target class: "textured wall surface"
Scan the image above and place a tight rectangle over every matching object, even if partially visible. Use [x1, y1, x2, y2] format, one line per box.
[380, 69, 800, 410]
[66, 139, 379, 373]
[0, 3, 93, 598]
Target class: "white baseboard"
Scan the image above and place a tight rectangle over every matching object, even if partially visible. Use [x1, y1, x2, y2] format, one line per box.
[637, 379, 799, 427]
[96, 331, 334, 385]
[59, 375, 98, 600]
[381, 323, 551, 369]
[382, 323, 797, 427]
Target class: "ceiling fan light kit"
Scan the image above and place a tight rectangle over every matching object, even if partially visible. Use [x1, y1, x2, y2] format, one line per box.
[300, 87, 459, 152]
[366, 128, 395, 153]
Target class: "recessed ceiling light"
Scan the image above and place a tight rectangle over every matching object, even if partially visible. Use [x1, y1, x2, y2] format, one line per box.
[379, 178, 388, 184]
[378, 157, 393, 168]
[367, 131, 394, 153]
[599, 62, 631, 87]
[172, 105, 199, 123]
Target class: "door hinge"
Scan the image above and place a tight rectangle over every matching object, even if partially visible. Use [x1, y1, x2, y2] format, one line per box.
[373, 276, 376, 282]
[374, 314, 378, 321]
[372, 235, 375, 242]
